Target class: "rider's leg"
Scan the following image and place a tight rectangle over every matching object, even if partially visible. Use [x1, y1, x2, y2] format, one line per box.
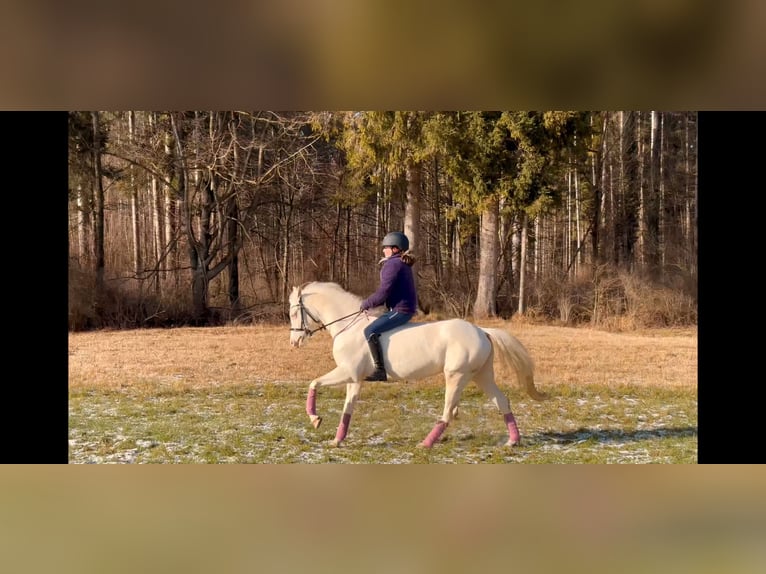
[364, 332, 387, 381]
[363, 311, 412, 382]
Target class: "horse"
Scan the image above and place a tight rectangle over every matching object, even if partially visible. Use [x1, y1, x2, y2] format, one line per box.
[288, 281, 548, 448]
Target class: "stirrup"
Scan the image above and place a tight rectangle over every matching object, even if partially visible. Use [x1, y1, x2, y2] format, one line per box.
[364, 368, 388, 382]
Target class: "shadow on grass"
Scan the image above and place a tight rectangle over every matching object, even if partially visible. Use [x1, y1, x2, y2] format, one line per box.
[530, 426, 697, 445]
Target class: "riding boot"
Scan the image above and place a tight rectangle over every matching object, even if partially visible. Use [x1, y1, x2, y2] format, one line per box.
[364, 333, 388, 381]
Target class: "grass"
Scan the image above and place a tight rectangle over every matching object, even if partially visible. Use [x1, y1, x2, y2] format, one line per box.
[68, 321, 697, 464]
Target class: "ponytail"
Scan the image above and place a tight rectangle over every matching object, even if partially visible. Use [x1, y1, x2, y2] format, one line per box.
[400, 250, 416, 266]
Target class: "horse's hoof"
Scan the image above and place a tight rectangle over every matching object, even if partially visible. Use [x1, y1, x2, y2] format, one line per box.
[417, 442, 432, 449]
[505, 439, 520, 447]
[331, 439, 342, 447]
[310, 415, 322, 429]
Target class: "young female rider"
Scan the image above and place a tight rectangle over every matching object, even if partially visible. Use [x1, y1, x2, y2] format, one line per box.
[359, 231, 417, 381]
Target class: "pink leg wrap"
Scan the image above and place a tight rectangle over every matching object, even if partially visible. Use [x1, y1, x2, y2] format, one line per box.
[306, 387, 317, 416]
[421, 421, 448, 448]
[504, 411, 520, 444]
[335, 413, 351, 443]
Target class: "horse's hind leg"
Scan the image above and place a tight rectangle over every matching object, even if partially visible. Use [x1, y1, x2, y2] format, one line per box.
[332, 382, 361, 447]
[420, 371, 471, 448]
[473, 363, 521, 446]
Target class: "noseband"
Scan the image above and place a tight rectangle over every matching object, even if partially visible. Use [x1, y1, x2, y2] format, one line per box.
[290, 295, 326, 337]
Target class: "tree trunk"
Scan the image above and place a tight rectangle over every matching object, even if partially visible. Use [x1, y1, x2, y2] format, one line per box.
[91, 112, 105, 297]
[170, 111, 208, 324]
[163, 129, 175, 286]
[647, 110, 661, 279]
[574, 165, 582, 273]
[591, 112, 606, 272]
[637, 111, 646, 269]
[127, 111, 141, 280]
[404, 160, 423, 310]
[227, 193, 240, 314]
[345, 206, 352, 288]
[150, 175, 162, 294]
[566, 164, 573, 277]
[432, 156, 443, 283]
[77, 183, 90, 265]
[619, 111, 638, 268]
[226, 134, 242, 316]
[685, 113, 697, 275]
[279, 190, 292, 303]
[147, 112, 163, 295]
[473, 196, 499, 319]
[190, 168, 214, 323]
[518, 211, 529, 315]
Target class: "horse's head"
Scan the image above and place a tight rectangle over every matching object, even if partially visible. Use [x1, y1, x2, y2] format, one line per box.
[289, 283, 323, 348]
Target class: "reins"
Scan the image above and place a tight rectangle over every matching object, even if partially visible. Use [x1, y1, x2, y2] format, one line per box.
[290, 292, 363, 337]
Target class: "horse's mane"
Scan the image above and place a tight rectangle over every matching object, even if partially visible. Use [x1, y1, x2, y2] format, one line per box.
[301, 281, 362, 309]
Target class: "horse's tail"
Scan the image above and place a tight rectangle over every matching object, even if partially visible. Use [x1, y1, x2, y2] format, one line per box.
[482, 327, 548, 401]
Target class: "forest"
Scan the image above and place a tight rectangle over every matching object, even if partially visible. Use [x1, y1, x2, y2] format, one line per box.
[67, 111, 697, 331]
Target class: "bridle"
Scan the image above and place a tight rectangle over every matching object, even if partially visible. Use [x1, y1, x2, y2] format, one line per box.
[290, 292, 363, 338]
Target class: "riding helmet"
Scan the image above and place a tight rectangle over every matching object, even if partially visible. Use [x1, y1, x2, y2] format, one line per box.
[382, 231, 409, 252]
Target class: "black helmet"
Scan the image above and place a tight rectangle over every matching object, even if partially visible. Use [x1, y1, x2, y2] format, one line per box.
[382, 231, 409, 252]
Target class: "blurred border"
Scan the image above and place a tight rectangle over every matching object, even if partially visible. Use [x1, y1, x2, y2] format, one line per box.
[2, 1, 765, 109]
[1, 465, 764, 573]
[35, 0, 766, 566]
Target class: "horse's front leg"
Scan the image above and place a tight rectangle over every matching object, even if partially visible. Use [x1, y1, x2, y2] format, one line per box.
[306, 386, 322, 429]
[332, 382, 362, 447]
[305, 366, 352, 431]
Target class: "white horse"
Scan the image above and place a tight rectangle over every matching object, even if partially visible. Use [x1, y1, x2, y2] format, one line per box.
[288, 281, 548, 448]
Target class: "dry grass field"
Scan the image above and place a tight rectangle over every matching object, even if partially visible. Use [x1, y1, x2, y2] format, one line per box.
[68, 319, 697, 463]
[68, 320, 697, 391]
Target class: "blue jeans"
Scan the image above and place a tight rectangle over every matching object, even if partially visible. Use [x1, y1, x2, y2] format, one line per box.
[363, 310, 413, 341]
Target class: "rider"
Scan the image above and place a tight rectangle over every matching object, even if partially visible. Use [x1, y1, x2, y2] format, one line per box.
[359, 231, 417, 381]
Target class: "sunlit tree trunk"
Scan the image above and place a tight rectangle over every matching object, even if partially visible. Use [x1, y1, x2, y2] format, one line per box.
[404, 160, 421, 250]
[432, 156, 444, 284]
[533, 213, 540, 279]
[163, 129, 175, 286]
[150, 175, 162, 294]
[404, 159, 422, 309]
[518, 211, 529, 315]
[77, 183, 90, 265]
[473, 195, 498, 319]
[497, 198, 515, 312]
[147, 112, 164, 296]
[128, 111, 142, 279]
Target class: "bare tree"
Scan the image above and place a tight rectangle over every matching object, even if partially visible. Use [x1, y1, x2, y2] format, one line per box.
[127, 111, 142, 279]
[91, 112, 105, 296]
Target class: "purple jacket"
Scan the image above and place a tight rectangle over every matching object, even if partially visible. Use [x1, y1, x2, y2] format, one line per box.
[361, 253, 417, 313]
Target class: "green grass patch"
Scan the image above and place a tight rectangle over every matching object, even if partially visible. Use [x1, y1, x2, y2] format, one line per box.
[69, 382, 696, 464]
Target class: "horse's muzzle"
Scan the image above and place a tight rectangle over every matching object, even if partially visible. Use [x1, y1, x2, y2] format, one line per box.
[290, 331, 306, 348]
